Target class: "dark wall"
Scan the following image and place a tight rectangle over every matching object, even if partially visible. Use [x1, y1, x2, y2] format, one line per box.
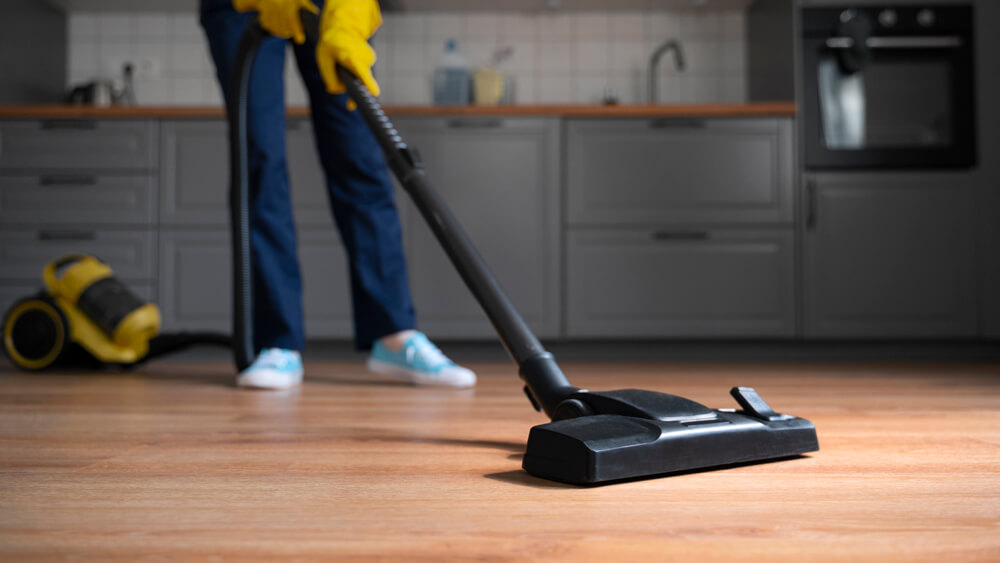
[0, 0, 66, 103]
[748, 0, 795, 102]
[973, 0, 1000, 337]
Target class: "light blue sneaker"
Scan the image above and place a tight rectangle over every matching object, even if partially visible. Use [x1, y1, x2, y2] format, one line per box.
[236, 348, 303, 390]
[367, 332, 476, 388]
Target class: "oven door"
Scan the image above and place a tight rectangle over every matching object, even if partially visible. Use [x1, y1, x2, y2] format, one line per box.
[802, 34, 976, 170]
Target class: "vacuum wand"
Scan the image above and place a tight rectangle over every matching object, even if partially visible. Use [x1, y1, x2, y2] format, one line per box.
[295, 12, 580, 416]
[333, 63, 580, 417]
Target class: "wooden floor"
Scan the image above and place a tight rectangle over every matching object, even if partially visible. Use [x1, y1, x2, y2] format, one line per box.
[1, 357, 999, 561]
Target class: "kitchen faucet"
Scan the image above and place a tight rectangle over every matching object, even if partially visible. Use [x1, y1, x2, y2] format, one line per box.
[648, 40, 686, 104]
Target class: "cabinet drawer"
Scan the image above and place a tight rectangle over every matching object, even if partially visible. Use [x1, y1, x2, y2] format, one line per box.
[0, 120, 156, 171]
[159, 119, 332, 227]
[566, 228, 795, 337]
[157, 229, 352, 335]
[0, 175, 156, 226]
[0, 230, 155, 281]
[566, 118, 794, 226]
[0, 282, 154, 321]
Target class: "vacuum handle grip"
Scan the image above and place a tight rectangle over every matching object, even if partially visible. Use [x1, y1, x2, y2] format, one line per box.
[300, 8, 320, 44]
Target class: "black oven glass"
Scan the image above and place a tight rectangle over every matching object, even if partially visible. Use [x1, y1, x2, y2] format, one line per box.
[802, 6, 976, 170]
[819, 58, 952, 149]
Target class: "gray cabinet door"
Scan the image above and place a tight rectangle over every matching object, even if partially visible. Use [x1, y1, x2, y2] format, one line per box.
[297, 229, 353, 338]
[0, 230, 155, 281]
[157, 229, 351, 337]
[0, 174, 156, 226]
[0, 120, 156, 171]
[395, 117, 561, 338]
[159, 119, 331, 227]
[158, 230, 231, 331]
[566, 118, 794, 226]
[803, 174, 976, 338]
[566, 229, 796, 337]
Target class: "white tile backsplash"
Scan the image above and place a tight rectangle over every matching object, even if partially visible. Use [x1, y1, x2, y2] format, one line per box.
[538, 74, 573, 104]
[537, 42, 572, 73]
[98, 13, 133, 40]
[66, 9, 747, 107]
[610, 13, 645, 41]
[68, 13, 99, 42]
[536, 14, 572, 41]
[427, 13, 466, 43]
[498, 14, 538, 42]
[574, 41, 609, 74]
[573, 14, 609, 42]
[466, 14, 499, 43]
[135, 14, 171, 40]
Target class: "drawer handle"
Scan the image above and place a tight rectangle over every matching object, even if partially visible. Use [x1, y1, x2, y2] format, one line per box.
[40, 175, 97, 186]
[652, 231, 710, 241]
[447, 119, 503, 129]
[40, 119, 98, 130]
[38, 230, 96, 241]
[649, 118, 706, 129]
[806, 179, 818, 230]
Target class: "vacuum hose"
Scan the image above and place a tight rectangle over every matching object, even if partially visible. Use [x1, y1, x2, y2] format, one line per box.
[228, 22, 269, 372]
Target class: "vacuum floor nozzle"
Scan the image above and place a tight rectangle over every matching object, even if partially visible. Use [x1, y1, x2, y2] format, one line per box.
[522, 387, 818, 485]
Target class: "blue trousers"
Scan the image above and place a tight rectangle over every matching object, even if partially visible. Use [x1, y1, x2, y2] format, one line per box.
[200, 0, 416, 351]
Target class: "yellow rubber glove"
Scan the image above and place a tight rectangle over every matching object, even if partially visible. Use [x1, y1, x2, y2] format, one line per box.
[316, 0, 382, 100]
[233, 0, 319, 45]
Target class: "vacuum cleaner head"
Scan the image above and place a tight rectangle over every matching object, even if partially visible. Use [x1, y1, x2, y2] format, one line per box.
[522, 387, 818, 485]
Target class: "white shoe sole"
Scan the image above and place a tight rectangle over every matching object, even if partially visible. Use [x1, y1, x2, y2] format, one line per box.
[367, 358, 476, 388]
[236, 369, 303, 390]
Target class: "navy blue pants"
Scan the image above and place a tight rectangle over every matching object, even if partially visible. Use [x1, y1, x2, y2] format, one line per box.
[200, 0, 416, 352]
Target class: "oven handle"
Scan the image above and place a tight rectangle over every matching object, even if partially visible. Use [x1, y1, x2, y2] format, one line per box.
[825, 36, 963, 50]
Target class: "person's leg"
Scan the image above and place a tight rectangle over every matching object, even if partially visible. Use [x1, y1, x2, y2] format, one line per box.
[290, 27, 415, 351]
[290, 23, 474, 388]
[201, 0, 305, 354]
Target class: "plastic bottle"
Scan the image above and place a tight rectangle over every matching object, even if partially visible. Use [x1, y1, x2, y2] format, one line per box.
[433, 39, 470, 106]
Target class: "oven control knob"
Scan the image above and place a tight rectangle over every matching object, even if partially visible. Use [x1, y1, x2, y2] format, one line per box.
[878, 9, 898, 28]
[840, 8, 857, 23]
[917, 9, 936, 28]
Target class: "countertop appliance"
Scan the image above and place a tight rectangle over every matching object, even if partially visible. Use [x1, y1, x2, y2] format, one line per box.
[800, 5, 976, 170]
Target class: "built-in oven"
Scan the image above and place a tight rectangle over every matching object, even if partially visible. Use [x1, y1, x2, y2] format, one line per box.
[801, 5, 976, 170]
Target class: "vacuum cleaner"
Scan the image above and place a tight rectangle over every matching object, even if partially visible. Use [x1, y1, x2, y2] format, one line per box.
[2, 254, 230, 371]
[224, 13, 818, 485]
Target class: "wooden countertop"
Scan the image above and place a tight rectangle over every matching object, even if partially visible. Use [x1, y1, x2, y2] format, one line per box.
[0, 102, 796, 119]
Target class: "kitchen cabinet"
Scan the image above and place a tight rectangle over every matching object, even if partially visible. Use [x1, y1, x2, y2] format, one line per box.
[392, 117, 562, 339]
[157, 230, 353, 336]
[0, 174, 156, 226]
[564, 117, 796, 338]
[0, 230, 155, 281]
[802, 174, 977, 338]
[157, 118, 355, 337]
[0, 119, 158, 319]
[566, 118, 794, 226]
[0, 120, 156, 171]
[567, 229, 796, 337]
[159, 119, 333, 228]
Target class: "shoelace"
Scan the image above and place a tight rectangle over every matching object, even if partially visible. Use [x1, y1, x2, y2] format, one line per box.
[405, 337, 452, 368]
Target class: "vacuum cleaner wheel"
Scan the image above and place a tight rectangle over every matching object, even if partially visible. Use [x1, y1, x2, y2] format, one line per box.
[2, 294, 68, 371]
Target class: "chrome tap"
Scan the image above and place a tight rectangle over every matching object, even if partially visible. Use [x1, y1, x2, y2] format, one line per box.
[648, 40, 686, 104]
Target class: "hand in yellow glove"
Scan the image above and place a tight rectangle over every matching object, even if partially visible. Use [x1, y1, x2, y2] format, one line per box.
[233, 0, 319, 45]
[315, 0, 382, 98]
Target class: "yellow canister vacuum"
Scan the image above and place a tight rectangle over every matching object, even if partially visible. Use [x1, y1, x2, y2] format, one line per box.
[3, 254, 229, 371]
